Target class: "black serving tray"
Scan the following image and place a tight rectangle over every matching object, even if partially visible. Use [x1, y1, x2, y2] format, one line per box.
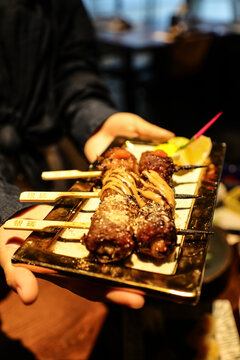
[12, 137, 226, 305]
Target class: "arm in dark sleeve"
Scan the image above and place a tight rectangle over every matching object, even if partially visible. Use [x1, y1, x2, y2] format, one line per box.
[54, 0, 118, 153]
[0, 154, 33, 226]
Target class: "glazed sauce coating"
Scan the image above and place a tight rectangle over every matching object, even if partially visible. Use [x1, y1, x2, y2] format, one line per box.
[138, 150, 175, 184]
[134, 150, 177, 259]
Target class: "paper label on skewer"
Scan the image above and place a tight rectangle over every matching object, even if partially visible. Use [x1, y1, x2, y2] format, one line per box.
[4, 219, 43, 230]
[13, 219, 37, 228]
[20, 191, 100, 202]
[20, 192, 55, 201]
[4, 218, 91, 231]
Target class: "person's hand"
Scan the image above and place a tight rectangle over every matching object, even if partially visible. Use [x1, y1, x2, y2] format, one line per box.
[84, 112, 175, 162]
[38, 273, 145, 309]
[0, 205, 145, 309]
[0, 205, 53, 304]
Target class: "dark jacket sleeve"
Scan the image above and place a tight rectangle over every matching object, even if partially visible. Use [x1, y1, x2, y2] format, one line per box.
[0, 155, 34, 226]
[54, 0, 118, 153]
[0, 0, 117, 225]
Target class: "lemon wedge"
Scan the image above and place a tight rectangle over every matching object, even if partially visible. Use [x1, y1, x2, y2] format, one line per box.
[172, 135, 212, 165]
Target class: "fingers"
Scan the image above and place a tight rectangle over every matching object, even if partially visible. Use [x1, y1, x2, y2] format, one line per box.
[105, 289, 145, 309]
[102, 112, 175, 141]
[84, 112, 175, 162]
[40, 274, 145, 309]
[136, 117, 175, 140]
[0, 205, 53, 305]
[0, 236, 39, 305]
[84, 131, 114, 163]
[8, 266, 39, 305]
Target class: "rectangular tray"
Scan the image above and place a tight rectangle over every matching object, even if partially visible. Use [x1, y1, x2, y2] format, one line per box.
[12, 137, 226, 305]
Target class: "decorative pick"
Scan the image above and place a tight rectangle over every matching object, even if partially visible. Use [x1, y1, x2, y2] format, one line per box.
[178, 111, 223, 150]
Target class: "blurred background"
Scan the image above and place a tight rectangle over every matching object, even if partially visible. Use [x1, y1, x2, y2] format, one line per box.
[0, 2, 239, 360]
[82, 0, 240, 170]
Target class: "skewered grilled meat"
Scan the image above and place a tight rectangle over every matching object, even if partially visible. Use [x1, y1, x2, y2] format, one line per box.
[97, 147, 139, 174]
[134, 202, 176, 259]
[84, 193, 138, 263]
[85, 147, 178, 263]
[84, 148, 139, 263]
[138, 149, 175, 185]
[134, 150, 177, 259]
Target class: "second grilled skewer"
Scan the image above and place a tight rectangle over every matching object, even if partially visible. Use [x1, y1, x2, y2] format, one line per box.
[133, 150, 177, 259]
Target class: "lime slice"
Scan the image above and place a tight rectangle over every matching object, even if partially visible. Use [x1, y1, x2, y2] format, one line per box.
[168, 137, 189, 148]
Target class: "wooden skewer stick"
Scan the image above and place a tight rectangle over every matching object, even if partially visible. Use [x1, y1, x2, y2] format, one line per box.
[177, 229, 214, 235]
[3, 219, 91, 232]
[41, 164, 206, 181]
[4, 218, 213, 236]
[175, 194, 201, 199]
[19, 191, 101, 203]
[19, 191, 201, 203]
[41, 169, 102, 180]
[175, 165, 208, 171]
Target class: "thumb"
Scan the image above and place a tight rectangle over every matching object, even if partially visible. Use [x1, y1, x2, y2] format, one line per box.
[6, 266, 39, 305]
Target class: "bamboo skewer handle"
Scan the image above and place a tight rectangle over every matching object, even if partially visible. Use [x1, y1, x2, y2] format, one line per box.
[3, 218, 213, 237]
[19, 191, 201, 203]
[41, 164, 206, 181]
[20, 191, 202, 203]
[41, 170, 101, 180]
[19, 191, 101, 202]
[3, 219, 91, 231]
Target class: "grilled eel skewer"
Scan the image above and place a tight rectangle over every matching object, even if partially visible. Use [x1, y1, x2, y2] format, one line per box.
[84, 148, 139, 263]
